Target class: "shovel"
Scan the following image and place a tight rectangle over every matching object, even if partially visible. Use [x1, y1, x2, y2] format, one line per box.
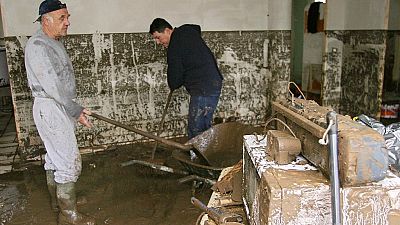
[91, 112, 210, 171]
[90, 113, 192, 152]
[90, 113, 261, 168]
[151, 90, 173, 160]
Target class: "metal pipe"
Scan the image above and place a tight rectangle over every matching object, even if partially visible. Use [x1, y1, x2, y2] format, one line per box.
[327, 111, 341, 225]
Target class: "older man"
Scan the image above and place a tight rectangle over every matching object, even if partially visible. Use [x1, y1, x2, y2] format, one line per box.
[24, 0, 95, 224]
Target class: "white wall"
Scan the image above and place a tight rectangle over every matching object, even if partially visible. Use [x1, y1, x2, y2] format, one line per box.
[0, 0, 293, 37]
[267, 0, 291, 30]
[326, 0, 389, 30]
[303, 33, 324, 65]
[302, 33, 323, 93]
[326, 0, 345, 30]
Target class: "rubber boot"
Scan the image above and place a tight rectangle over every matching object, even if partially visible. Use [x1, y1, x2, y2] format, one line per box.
[56, 182, 96, 225]
[46, 170, 59, 212]
[46, 171, 86, 212]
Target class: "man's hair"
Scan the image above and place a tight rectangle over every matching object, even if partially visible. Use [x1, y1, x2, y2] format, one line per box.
[41, 13, 54, 24]
[149, 18, 172, 34]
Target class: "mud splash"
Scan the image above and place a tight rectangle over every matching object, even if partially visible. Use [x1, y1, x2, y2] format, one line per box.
[0, 143, 212, 225]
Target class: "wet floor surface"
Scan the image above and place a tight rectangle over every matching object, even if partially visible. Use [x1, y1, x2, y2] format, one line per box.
[0, 143, 213, 225]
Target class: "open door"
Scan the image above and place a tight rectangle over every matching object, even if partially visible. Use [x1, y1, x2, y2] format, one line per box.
[290, 0, 326, 104]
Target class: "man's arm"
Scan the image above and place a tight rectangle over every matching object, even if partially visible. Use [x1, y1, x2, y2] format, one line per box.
[25, 40, 83, 120]
[167, 42, 184, 90]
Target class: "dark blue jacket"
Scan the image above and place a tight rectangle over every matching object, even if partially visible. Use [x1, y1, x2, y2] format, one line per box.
[167, 24, 223, 96]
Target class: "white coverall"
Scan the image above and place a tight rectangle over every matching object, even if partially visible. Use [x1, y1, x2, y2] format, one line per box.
[25, 29, 84, 184]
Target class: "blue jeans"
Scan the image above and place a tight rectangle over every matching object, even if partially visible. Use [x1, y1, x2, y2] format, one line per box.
[188, 95, 220, 139]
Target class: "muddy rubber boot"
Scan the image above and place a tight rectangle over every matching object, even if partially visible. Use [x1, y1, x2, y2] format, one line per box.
[46, 170, 58, 212]
[47, 171, 86, 212]
[56, 182, 96, 225]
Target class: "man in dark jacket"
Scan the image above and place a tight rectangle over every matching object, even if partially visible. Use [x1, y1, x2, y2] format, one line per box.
[149, 18, 223, 140]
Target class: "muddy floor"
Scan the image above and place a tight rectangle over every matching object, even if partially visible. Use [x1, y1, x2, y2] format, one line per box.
[0, 143, 213, 225]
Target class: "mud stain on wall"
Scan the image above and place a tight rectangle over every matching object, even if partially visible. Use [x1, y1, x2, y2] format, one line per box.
[324, 30, 386, 117]
[264, 30, 292, 113]
[323, 31, 344, 111]
[5, 30, 290, 154]
[384, 30, 400, 94]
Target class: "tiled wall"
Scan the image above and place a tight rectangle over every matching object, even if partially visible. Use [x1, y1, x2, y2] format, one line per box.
[323, 30, 386, 117]
[6, 30, 291, 155]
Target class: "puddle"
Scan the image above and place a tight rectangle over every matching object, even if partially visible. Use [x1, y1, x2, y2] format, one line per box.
[0, 142, 212, 225]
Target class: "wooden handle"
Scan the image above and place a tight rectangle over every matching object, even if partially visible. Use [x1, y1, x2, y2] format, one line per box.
[90, 113, 191, 151]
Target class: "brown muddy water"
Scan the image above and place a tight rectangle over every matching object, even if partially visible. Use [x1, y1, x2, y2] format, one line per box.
[0, 143, 212, 225]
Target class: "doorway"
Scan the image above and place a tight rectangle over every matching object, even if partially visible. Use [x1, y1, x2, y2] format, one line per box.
[291, 0, 326, 104]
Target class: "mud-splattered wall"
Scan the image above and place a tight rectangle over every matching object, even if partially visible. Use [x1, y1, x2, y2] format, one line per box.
[340, 31, 386, 117]
[321, 0, 391, 117]
[322, 32, 343, 111]
[6, 30, 291, 154]
[265, 31, 292, 109]
[323, 30, 386, 117]
[0, 49, 8, 86]
[384, 31, 400, 96]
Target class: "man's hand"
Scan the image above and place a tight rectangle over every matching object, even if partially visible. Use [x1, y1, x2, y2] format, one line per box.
[78, 108, 92, 128]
